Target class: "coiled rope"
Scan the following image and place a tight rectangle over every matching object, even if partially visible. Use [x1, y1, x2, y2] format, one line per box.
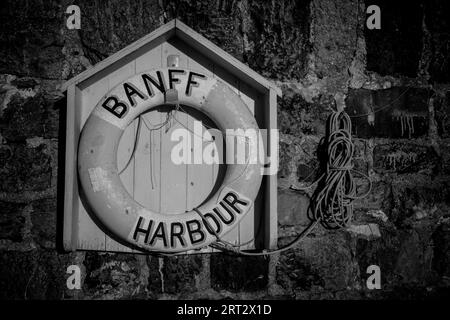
[310, 111, 371, 229]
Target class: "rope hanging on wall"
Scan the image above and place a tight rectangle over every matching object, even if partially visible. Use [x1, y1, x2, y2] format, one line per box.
[311, 111, 371, 229]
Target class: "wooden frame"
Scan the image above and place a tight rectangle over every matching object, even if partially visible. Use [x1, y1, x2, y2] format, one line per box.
[62, 19, 280, 253]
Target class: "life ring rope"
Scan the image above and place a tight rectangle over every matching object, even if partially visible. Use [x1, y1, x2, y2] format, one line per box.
[117, 102, 254, 202]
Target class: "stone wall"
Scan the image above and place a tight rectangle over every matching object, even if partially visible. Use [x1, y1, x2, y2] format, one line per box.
[1, 0, 449, 299]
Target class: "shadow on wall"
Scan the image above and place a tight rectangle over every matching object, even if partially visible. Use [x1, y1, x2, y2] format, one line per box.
[56, 94, 67, 253]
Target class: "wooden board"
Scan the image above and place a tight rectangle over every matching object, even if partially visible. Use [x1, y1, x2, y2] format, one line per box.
[65, 34, 278, 253]
[78, 76, 108, 251]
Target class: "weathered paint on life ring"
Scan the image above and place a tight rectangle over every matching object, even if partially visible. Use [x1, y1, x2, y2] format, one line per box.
[77, 68, 263, 253]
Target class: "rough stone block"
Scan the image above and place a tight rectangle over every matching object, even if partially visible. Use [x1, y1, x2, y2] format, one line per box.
[353, 181, 391, 213]
[76, 0, 162, 65]
[356, 225, 439, 289]
[31, 198, 57, 248]
[10, 78, 39, 89]
[355, 226, 402, 287]
[346, 87, 429, 138]
[146, 256, 163, 296]
[278, 140, 297, 181]
[432, 220, 450, 280]
[352, 139, 370, 174]
[278, 134, 321, 188]
[0, 201, 26, 242]
[211, 254, 267, 291]
[364, 0, 423, 77]
[373, 142, 439, 174]
[162, 254, 205, 294]
[425, 0, 450, 83]
[0, 250, 70, 300]
[346, 223, 381, 240]
[244, 0, 311, 80]
[0, 144, 52, 192]
[396, 230, 434, 285]
[0, 0, 65, 79]
[84, 254, 207, 298]
[1, 0, 311, 81]
[435, 91, 450, 138]
[391, 176, 450, 228]
[279, 87, 330, 136]
[439, 139, 450, 175]
[278, 189, 310, 226]
[311, 0, 359, 80]
[83, 252, 143, 299]
[394, 228, 435, 286]
[276, 231, 358, 293]
[0, 93, 59, 141]
[296, 161, 319, 183]
[75, 0, 305, 81]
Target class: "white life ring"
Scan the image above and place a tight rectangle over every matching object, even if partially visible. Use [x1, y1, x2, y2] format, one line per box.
[78, 68, 263, 253]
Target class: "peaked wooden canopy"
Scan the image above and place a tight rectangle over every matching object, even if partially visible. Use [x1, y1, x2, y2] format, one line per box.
[62, 19, 281, 97]
[62, 18, 279, 253]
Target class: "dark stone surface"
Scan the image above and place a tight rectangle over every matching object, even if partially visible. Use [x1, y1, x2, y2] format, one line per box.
[277, 232, 358, 293]
[0, 201, 26, 242]
[391, 176, 450, 228]
[346, 87, 429, 138]
[10, 78, 39, 89]
[0, 144, 52, 192]
[0, 0, 65, 79]
[425, 0, 450, 83]
[394, 226, 436, 286]
[296, 161, 320, 183]
[244, 0, 311, 80]
[278, 135, 320, 184]
[31, 198, 57, 248]
[162, 254, 204, 294]
[211, 254, 267, 291]
[364, 0, 423, 77]
[373, 142, 439, 174]
[432, 221, 450, 280]
[357, 222, 438, 289]
[356, 227, 434, 290]
[353, 181, 392, 212]
[83, 252, 142, 298]
[0, 250, 70, 300]
[435, 91, 450, 138]
[76, 0, 162, 65]
[0, 93, 59, 142]
[278, 140, 299, 181]
[83, 252, 107, 290]
[352, 139, 370, 175]
[278, 189, 310, 226]
[311, 0, 359, 81]
[76, 0, 311, 80]
[279, 87, 331, 135]
[146, 256, 163, 295]
[356, 226, 410, 288]
[276, 249, 325, 294]
[439, 139, 450, 175]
